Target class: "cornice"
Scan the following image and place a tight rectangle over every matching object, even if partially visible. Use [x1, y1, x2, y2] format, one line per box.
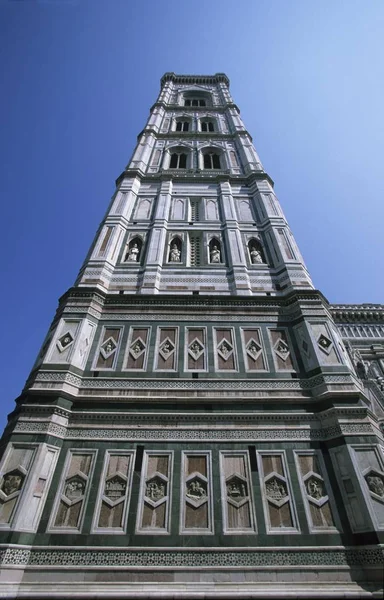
[160, 72, 230, 87]
[331, 304, 384, 323]
[115, 168, 274, 188]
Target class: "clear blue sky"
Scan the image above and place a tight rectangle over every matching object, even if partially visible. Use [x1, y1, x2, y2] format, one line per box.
[1, 0, 383, 429]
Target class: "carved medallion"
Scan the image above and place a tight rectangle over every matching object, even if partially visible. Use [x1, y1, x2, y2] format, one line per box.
[365, 473, 384, 497]
[265, 476, 287, 500]
[1, 471, 24, 496]
[306, 476, 324, 500]
[145, 477, 166, 501]
[104, 475, 126, 500]
[64, 476, 85, 500]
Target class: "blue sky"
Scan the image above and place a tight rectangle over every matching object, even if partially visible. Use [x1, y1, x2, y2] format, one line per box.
[1, 0, 384, 429]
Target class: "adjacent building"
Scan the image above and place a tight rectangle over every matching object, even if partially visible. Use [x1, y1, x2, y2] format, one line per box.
[0, 73, 383, 598]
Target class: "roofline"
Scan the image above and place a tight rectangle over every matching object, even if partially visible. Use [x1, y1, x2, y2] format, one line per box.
[161, 72, 230, 88]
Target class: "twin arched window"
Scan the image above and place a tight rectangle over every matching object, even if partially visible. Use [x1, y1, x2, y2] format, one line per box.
[203, 152, 221, 169]
[170, 152, 187, 169]
[201, 121, 214, 132]
[176, 120, 189, 132]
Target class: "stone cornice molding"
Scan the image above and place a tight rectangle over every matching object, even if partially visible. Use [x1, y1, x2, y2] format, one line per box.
[160, 72, 230, 87]
[331, 304, 384, 323]
[115, 168, 274, 188]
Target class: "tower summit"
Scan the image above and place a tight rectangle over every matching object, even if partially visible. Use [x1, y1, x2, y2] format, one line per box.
[0, 73, 383, 598]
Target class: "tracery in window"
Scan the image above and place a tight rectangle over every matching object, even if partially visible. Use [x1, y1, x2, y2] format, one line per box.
[170, 152, 187, 169]
[201, 121, 214, 132]
[176, 121, 189, 132]
[203, 152, 221, 169]
[184, 98, 206, 107]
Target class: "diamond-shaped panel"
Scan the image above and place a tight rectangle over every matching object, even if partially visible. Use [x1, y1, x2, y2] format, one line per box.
[100, 337, 117, 359]
[104, 475, 127, 500]
[317, 334, 333, 354]
[129, 337, 146, 360]
[1, 469, 24, 496]
[246, 338, 262, 360]
[365, 471, 384, 498]
[159, 338, 175, 361]
[57, 331, 74, 352]
[64, 475, 86, 500]
[217, 339, 233, 361]
[273, 339, 290, 361]
[188, 338, 205, 361]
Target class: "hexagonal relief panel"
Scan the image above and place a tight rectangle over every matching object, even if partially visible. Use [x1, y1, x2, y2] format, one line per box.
[186, 475, 208, 507]
[365, 470, 384, 498]
[145, 475, 167, 503]
[226, 475, 248, 506]
[64, 475, 86, 501]
[104, 474, 127, 501]
[265, 475, 288, 505]
[1, 469, 25, 496]
[305, 475, 325, 500]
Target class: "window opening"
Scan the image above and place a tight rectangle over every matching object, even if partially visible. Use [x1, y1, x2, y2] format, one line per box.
[201, 121, 214, 132]
[176, 121, 189, 132]
[190, 200, 201, 222]
[170, 153, 187, 169]
[190, 234, 201, 266]
[203, 153, 221, 169]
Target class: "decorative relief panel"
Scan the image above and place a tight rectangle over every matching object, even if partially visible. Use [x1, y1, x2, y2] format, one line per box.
[220, 451, 256, 533]
[136, 452, 173, 534]
[213, 327, 237, 372]
[0, 445, 36, 527]
[309, 323, 341, 365]
[154, 327, 178, 371]
[184, 327, 207, 372]
[47, 320, 81, 364]
[92, 451, 135, 533]
[15, 444, 60, 532]
[268, 328, 295, 372]
[133, 197, 153, 220]
[170, 197, 187, 220]
[93, 327, 122, 370]
[123, 327, 150, 371]
[48, 450, 96, 533]
[257, 451, 299, 533]
[352, 445, 384, 529]
[180, 452, 213, 534]
[240, 328, 267, 372]
[294, 451, 339, 532]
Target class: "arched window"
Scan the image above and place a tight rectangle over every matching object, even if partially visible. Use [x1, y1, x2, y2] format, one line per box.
[125, 237, 143, 263]
[201, 121, 214, 132]
[248, 239, 265, 265]
[184, 97, 207, 107]
[203, 152, 221, 169]
[176, 120, 189, 132]
[170, 152, 187, 169]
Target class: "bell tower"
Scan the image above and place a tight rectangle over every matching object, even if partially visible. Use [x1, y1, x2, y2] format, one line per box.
[0, 73, 383, 599]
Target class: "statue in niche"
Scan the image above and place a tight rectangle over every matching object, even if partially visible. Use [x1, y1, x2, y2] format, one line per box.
[250, 246, 263, 264]
[210, 244, 221, 263]
[126, 243, 139, 262]
[169, 243, 181, 262]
